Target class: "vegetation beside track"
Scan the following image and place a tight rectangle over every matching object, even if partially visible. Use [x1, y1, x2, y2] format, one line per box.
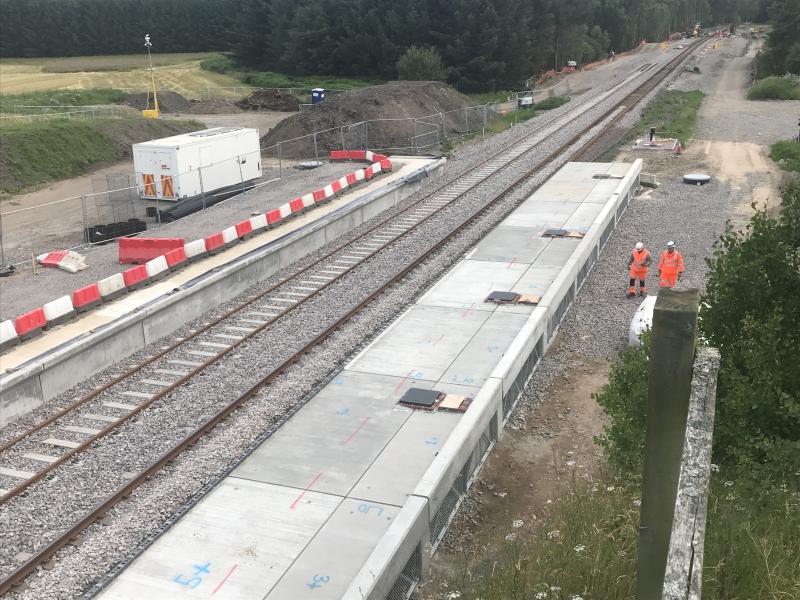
[634, 89, 705, 146]
[748, 75, 800, 100]
[0, 117, 203, 196]
[770, 140, 800, 172]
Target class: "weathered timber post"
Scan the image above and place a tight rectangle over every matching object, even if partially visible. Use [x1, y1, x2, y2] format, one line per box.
[636, 287, 700, 600]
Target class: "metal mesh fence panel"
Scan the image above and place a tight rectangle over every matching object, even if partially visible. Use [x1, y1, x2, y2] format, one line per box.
[502, 335, 544, 419]
[387, 544, 423, 600]
[548, 283, 576, 340]
[600, 218, 615, 248]
[577, 246, 599, 289]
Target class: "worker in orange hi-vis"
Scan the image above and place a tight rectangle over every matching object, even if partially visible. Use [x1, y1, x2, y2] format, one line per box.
[627, 242, 652, 297]
[658, 240, 685, 288]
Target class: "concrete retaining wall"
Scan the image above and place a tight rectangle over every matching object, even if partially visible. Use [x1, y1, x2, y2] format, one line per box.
[0, 159, 446, 427]
[344, 159, 642, 599]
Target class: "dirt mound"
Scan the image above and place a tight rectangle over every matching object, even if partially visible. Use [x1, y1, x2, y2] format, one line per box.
[187, 98, 244, 114]
[260, 81, 475, 157]
[237, 89, 300, 112]
[123, 91, 193, 113]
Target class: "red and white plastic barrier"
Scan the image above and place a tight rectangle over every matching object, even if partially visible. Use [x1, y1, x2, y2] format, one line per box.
[1, 319, 20, 352]
[4, 151, 393, 351]
[37, 250, 88, 273]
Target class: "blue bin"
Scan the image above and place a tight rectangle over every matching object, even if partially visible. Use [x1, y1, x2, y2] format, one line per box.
[311, 88, 326, 104]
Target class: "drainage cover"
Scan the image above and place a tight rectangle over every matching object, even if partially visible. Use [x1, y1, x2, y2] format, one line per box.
[486, 291, 520, 303]
[683, 173, 712, 185]
[543, 228, 567, 237]
[399, 388, 441, 408]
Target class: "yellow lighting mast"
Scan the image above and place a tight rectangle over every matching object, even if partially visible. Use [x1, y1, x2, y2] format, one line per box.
[142, 33, 160, 119]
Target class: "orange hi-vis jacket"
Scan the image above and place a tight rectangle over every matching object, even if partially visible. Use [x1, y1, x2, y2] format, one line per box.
[658, 250, 684, 276]
[628, 248, 652, 272]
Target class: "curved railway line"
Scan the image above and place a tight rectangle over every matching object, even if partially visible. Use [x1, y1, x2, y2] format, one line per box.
[0, 38, 703, 595]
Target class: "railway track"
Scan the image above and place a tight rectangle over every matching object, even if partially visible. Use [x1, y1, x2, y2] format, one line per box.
[0, 38, 702, 595]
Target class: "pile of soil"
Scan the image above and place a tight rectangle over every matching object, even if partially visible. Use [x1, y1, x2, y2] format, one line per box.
[123, 91, 193, 113]
[237, 89, 300, 112]
[187, 98, 244, 114]
[260, 81, 475, 157]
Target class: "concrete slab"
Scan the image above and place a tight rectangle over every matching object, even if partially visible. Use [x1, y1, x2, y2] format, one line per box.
[417, 260, 528, 312]
[349, 411, 463, 507]
[466, 226, 550, 264]
[233, 372, 414, 496]
[266, 498, 399, 599]
[531, 237, 583, 266]
[346, 305, 491, 382]
[441, 311, 530, 388]
[101, 478, 341, 599]
[502, 201, 581, 229]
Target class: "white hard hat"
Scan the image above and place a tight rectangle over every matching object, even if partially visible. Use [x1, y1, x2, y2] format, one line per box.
[635, 242, 644, 251]
[667, 240, 675, 248]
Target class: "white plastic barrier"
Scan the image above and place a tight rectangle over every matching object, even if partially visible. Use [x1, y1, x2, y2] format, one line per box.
[354, 169, 366, 183]
[337, 176, 350, 192]
[371, 162, 383, 176]
[278, 203, 292, 219]
[145, 255, 169, 281]
[365, 150, 375, 162]
[98, 273, 127, 300]
[323, 184, 334, 199]
[184, 239, 207, 262]
[301, 193, 315, 210]
[629, 295, 656, 346]
[249, 213, 268, 233]
[221, 226, 238, 247]
[43, 295, 76, 326]
[0, 319, 20, 352]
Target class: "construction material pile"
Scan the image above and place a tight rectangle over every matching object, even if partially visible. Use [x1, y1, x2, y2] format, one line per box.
[260, 81, 477, 157]
[237, 89, 300, 112]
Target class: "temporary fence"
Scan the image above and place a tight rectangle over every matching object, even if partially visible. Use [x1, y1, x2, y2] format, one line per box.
[0, 99, 514, 270]
[0, 106, 125, 122]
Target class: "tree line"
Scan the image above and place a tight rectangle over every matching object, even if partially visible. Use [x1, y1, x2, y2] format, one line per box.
[2, 0, 788, 92]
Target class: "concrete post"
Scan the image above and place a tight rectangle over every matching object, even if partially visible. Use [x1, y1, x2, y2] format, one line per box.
[636, 287, 700, 600]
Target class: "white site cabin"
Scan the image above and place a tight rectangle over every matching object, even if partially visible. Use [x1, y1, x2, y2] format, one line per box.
[133, 127, 262, 202]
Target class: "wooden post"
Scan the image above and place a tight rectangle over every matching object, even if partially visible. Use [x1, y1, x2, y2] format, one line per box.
[636, 287, 699, 600]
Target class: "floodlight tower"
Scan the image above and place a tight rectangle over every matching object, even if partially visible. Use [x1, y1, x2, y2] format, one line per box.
[142, 34, 160, 118]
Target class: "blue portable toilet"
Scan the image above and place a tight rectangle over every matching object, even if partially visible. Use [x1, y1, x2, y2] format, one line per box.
[311, 88, 326, 104]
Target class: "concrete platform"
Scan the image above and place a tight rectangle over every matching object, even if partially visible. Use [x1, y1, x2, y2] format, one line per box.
[0, 157, 444, 428]
[97, 159, 642, 599]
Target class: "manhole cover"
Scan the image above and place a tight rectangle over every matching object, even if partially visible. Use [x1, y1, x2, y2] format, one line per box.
[399, 388, 441, 408]
[683, 173, 712, 185]
[486, 291, 520, 303]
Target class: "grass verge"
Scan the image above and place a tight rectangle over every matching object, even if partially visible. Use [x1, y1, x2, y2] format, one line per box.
[447, 468, 800, 600]
[0, 89, 125, 112]
[747, 76, 800, 100]
[770, 139, 800, 172]
[535, 96, 570, 111]
[633, 89, 704, 147]
[0, 117, 203, 196]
